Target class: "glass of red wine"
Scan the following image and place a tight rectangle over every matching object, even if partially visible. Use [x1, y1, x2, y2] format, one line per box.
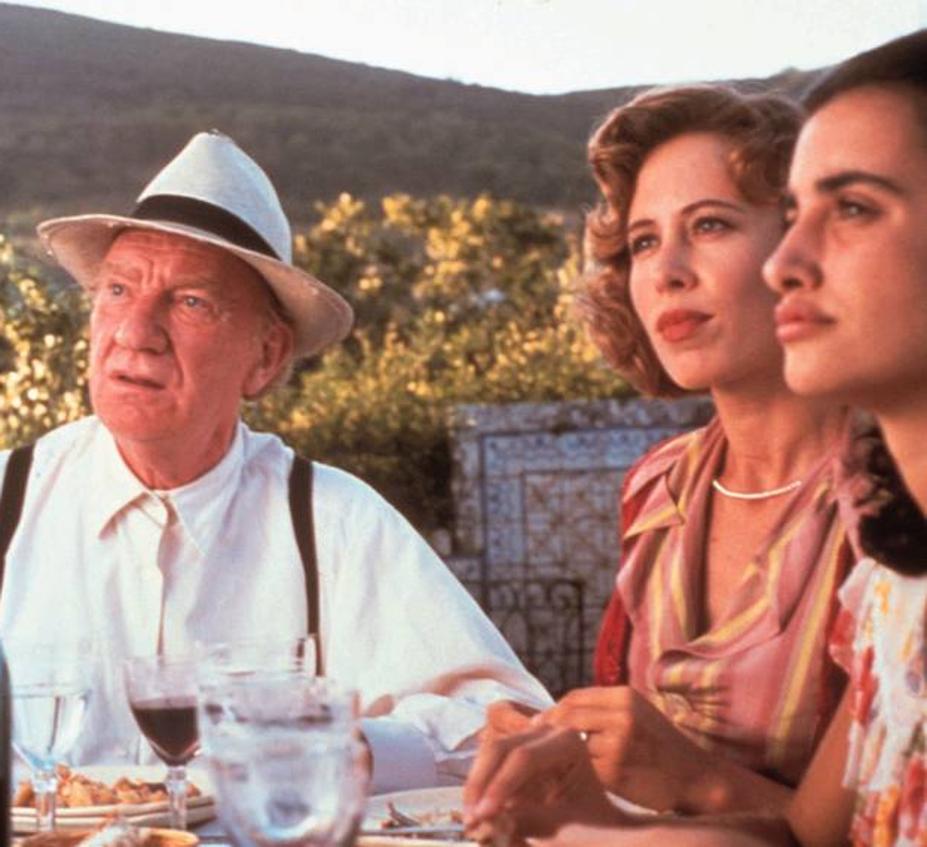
[124, 654, 200, 830]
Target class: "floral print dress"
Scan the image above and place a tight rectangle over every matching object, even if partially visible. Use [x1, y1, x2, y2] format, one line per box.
[831, 558, 927, 846]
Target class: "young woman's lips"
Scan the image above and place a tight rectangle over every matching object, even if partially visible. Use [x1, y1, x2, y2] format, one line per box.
[774, 300, 835, 343]
[655, 309, 712, 343]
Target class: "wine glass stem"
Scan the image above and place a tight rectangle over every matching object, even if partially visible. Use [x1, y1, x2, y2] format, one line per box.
[33, 768, 58, 832]
[166, 765, 188, 831]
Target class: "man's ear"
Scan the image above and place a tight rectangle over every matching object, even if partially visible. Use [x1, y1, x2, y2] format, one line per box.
[242, 318, 295, 399]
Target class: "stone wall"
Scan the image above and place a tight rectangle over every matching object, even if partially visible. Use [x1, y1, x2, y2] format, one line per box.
[447, 396, 714, 695]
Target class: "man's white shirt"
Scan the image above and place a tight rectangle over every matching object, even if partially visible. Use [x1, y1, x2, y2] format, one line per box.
[0, 416, 551, 791]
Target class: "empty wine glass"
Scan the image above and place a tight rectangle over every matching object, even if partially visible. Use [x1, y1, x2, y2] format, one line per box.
[124, 654, 200, 830]
[6, 639, 94, 831]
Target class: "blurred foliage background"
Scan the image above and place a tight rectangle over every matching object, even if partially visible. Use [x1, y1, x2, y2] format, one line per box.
[0, 195, 626, 533]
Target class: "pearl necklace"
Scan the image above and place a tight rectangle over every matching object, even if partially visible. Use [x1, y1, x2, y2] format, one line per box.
[711, 477, 803, 501]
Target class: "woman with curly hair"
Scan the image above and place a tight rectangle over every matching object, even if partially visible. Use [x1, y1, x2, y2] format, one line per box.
[480, 84, 854, 817]
[467, 28, 927, 847]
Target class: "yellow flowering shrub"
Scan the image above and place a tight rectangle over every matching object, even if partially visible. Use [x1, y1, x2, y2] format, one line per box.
[0, 194, 627, 532]
[0, 235, 90, 444]
[249, 194, 626, 529]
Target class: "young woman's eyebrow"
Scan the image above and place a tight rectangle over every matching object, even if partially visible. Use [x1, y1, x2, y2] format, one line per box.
[816, 170, 905, 196]
[627, 198, 743, 234]
[626, 217, 654, 236]
[679, 198, 744, 216]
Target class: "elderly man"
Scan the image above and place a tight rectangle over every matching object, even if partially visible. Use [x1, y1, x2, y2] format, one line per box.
[0, 132, 549, 792]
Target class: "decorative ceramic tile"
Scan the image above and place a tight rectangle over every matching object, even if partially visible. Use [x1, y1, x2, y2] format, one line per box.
[447, 396, 714, 693]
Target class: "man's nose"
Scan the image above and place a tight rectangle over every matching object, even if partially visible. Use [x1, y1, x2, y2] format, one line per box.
[113, 299, 169, 353]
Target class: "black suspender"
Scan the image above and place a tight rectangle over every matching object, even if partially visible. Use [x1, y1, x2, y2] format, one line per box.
[0, 443, 34, 587]
[0, 444, 321, 674]
[287, 454, 323, 675]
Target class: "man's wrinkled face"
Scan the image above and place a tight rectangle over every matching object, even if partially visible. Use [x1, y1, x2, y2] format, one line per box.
[89, 229, 284, 458]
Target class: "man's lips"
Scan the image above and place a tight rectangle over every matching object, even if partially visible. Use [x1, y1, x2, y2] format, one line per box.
[655, 309, 712, 343]
[109, 371, 167, 390]
[774, 299, 835, 342]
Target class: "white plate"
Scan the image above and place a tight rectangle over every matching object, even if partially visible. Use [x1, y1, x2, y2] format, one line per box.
[360, 784, 655, 846]
[12, 765, 216, 833]
[362, 787, 470, 845]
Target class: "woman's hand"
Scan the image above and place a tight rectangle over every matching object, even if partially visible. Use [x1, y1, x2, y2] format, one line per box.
[484, 699, 540, 737]
[463, 725, 625, 839]
[534, 686, 710, 813]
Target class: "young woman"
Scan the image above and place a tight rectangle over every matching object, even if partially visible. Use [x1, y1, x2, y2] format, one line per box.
[763, 28, 927, 846]
[466, 27, 927, 847]
[485, 85, 852, 816]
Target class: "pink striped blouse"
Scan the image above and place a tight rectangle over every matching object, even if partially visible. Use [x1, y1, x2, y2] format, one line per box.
[596, 417, 856, 786]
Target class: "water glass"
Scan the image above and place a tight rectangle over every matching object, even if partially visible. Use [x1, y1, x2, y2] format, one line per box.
[6, 640, 94, 831]
[197, 636, 318, 682]
[210, 727, 366, 847]
[199, 673, 364, 847]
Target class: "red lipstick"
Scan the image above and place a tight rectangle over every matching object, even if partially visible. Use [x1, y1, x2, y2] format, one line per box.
[655, 309, 712, 343]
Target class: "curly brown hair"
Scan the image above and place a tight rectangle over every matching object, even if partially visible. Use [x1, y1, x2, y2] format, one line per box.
[577, 85, 802, 396]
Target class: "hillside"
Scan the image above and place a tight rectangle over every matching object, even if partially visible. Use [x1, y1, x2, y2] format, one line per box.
[0, 3, 817, 226]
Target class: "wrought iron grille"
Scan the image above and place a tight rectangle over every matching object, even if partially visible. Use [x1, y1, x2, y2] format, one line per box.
[467, 576, 585, 699]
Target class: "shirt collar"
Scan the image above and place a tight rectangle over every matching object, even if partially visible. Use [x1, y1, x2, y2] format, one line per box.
[89, 419, 247, 556]
[622, 420, 721, 540]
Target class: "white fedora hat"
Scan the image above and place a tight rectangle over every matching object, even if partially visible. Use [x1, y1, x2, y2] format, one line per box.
[36, 131, 354, 359]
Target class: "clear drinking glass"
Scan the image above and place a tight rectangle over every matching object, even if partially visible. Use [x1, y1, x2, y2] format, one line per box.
[6, 640, 94, 832]
[199, 673, 364, 847]
[196, 636, 317, 684]
[210, 727, 366, 847]
[124, 654, 200, 830]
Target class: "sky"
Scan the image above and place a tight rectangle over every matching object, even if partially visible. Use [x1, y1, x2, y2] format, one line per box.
[12, 0, 927, 94]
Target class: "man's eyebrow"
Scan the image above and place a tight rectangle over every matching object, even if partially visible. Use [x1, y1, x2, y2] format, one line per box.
[816, 170, 905, 196]
[97, 260, 142, 279]
[169, 275, 222, 289]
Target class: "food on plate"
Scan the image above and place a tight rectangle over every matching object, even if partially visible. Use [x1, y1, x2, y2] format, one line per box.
[465, 814, 515, 847]
[21, 824, 198, 847]
[377, 801, 512, 846]
[76, 819, 146, 847]
[13, 766, 202, 809]
[380, 801, 464, 829]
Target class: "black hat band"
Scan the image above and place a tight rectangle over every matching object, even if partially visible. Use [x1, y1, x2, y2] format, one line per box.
[131, 195, 279, 260]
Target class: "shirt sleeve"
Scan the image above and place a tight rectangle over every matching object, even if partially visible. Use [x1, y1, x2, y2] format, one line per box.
[829, 556, 876, 674]
[313, 465, 553, 793]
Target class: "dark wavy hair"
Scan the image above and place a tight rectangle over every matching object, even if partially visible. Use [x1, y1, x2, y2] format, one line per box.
[805, 28, 927, 127]
[808, 29, 927, 573]
[846, 424, 927, 576]
[577, 85, 802, 396]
